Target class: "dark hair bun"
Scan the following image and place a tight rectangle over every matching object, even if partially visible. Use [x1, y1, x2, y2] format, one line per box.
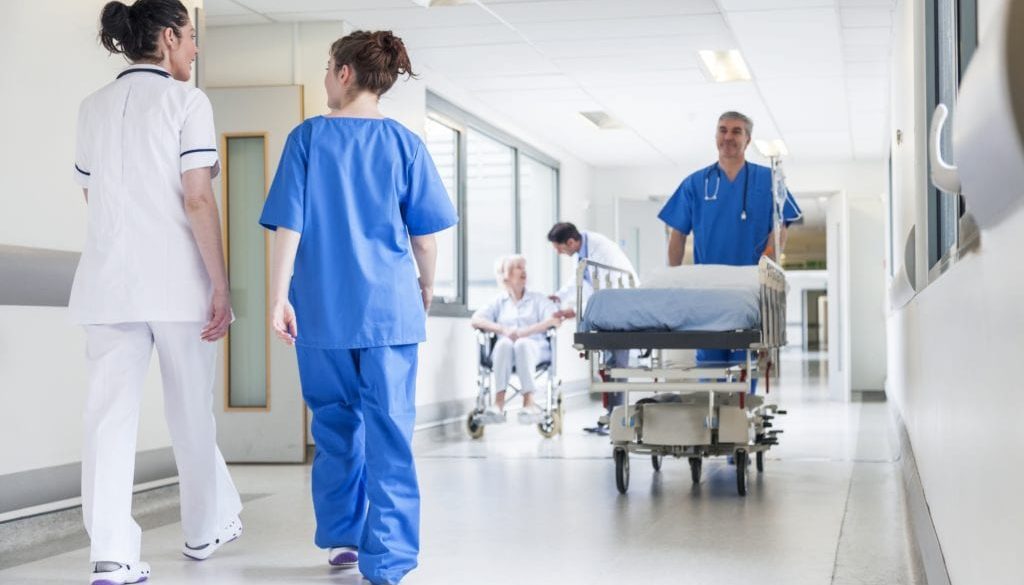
[330, 30, 416, 96]
[99, 1, 133, 54]
[98, 0, 189, 62]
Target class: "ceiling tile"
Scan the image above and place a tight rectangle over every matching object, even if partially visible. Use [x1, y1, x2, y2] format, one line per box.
[485, 0, 718, 23]
[514, 14, 730, 42]
[839, 7, 893, 27]
[720, 0, 833, 9]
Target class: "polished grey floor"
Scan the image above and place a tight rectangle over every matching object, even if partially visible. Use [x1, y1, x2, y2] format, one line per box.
[0, 350, 923, 584]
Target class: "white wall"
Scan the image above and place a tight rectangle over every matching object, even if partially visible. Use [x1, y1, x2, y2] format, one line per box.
[203, 22, 594, 410]
[886, 0, 1024, 583]
[0, 1, 206, 478]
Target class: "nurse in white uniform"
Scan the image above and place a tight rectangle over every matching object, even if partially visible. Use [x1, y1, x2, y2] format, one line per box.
[72, 2, 242, 583]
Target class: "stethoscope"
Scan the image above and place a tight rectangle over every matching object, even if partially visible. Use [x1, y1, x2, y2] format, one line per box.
[703, 162, 750, 221]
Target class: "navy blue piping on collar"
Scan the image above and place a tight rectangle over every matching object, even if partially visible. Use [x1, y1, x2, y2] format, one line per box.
[75, 164, 91, 176]
[181, 148, 217, 157]
[117, 68, 172, 79]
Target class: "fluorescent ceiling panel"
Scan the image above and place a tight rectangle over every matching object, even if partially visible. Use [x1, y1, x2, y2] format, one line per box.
[698, 50, 752, 82]
[754, 139, 789, 157]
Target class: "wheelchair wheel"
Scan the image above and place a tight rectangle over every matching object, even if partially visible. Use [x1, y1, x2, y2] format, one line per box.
[537, 411, 559, 439]
[466, 411, 484, 439]
[614, 448, 630, 494]
[651, 455, 663, 472]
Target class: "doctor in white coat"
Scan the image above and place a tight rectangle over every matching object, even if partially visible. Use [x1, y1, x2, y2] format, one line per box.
[547, 222, 639, 433]
[71, 2, 242, 583]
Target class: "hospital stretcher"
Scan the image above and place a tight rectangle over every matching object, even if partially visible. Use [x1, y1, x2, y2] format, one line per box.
[572, 257, 788, 496]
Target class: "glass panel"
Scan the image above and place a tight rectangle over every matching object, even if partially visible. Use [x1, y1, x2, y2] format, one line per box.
[466, 130, 515, 309]
[936, 0, 959, 257]
[226, 136, 267, 408]
[518, 155, 558, 295]
[424, 118, 459, 302]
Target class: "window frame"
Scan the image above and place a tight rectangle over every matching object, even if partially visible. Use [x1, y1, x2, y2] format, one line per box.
[924, 0, 978, 284]
[424, 91, 561, 316]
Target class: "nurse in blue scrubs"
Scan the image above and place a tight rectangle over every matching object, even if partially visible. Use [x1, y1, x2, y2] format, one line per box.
[259, 31, 457, 585]
[658, 111, 801, 366]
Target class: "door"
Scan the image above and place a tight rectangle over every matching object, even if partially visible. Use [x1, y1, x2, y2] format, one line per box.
[208, 85, 306, 462]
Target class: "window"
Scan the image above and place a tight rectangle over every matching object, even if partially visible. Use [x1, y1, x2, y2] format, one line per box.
[926, 0, 978, 273]
[424, 117, 460, 302]
[518, 155, 559, 294]
[425, 92, 561, 313]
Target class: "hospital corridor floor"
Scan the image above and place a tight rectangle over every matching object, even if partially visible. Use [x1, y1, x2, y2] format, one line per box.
[1, 351, 923, 585]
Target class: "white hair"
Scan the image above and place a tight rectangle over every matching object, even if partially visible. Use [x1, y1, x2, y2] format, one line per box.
[494, 254, 527, 287]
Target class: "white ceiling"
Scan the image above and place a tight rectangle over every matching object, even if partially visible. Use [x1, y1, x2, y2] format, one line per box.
[204, 0, 894, 168]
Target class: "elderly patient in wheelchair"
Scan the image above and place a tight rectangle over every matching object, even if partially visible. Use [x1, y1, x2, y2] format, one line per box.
[471, 254, 562, 426]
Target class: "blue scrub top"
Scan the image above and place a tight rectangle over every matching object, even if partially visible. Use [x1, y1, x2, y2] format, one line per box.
[658, 161, 802, 265]
[259, 116, 459, 349]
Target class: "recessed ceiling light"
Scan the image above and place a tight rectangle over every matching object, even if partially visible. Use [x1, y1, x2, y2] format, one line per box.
[698, 50, 752, 83]
[579, 111, 623, 130]
[754, 138, 789, 157]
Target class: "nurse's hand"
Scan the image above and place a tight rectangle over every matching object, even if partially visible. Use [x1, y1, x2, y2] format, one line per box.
[201, 289, 232, 342]
[270, 301, 298, 345]
[420, 285, 433, 312]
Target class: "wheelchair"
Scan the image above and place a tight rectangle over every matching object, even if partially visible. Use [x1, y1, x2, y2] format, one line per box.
[465, 328, 563, 439]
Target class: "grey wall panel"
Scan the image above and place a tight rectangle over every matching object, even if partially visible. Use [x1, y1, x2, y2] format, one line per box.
[0, 447, 176, 516]
[0, 245, 79, 307]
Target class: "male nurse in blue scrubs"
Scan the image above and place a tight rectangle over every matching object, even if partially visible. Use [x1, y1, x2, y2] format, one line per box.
[658, 111, 802, 367]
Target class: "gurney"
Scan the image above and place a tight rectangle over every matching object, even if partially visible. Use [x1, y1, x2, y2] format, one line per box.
[572, 257, 788, 496]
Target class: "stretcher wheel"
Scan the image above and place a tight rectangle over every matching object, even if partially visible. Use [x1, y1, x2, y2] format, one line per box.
[614, 448, 630, 494]
[688, 457, 702, 484]
[466, 412, 484, 440]
[651, 455, 663, 472]
[735, 450, 748, 496]
[756, 450, 764, 473]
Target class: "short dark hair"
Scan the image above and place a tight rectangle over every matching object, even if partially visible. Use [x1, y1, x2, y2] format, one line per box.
[547, 222, 581, 244]
[99, 0, 190, 62]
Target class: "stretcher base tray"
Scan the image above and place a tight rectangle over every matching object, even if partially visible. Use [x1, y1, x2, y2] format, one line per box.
[574, 329, 761, 350]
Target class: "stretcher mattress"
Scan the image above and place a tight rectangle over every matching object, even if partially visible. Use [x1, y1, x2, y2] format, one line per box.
[579, 288, 760, 332]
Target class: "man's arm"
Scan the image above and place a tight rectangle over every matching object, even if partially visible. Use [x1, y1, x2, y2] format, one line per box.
[763, 225, 788, 259]
[668, 229, 687, 267]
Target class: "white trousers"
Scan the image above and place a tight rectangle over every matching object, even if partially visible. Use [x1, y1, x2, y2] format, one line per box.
[491, 337, 550, 394]
[81, 322, 242, 563]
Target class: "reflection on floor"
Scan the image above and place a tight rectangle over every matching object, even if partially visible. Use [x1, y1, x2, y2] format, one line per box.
[0, 350, 923, 584]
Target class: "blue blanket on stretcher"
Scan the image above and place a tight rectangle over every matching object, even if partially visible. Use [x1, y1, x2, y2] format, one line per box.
[579, 288, 760, 332]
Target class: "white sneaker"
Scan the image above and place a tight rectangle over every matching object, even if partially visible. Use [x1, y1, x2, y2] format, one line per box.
[328, 546, 359, 568]
[183, 516, 243, 561]
[518, 404, 543, 424]
[90, 561, 150, 584]
[482, 405, 506, 424]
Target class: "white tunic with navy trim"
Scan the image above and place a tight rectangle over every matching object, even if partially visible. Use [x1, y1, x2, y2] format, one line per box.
[70, 64, 221, 324]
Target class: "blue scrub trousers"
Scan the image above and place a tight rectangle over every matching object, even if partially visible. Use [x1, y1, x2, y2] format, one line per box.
[697, 349, 758, 393]
[296, 344, 420, 585]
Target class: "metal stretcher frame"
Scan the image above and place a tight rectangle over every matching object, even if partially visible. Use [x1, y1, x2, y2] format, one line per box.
[571, 256, 788, 496]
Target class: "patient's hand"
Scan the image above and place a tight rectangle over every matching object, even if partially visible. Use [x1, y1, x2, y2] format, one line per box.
[505, 327, 520, 341]
[554, 308, 576, 320]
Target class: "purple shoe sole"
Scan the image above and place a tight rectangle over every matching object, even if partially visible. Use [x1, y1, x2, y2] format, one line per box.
[329, 551, 358, 567]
